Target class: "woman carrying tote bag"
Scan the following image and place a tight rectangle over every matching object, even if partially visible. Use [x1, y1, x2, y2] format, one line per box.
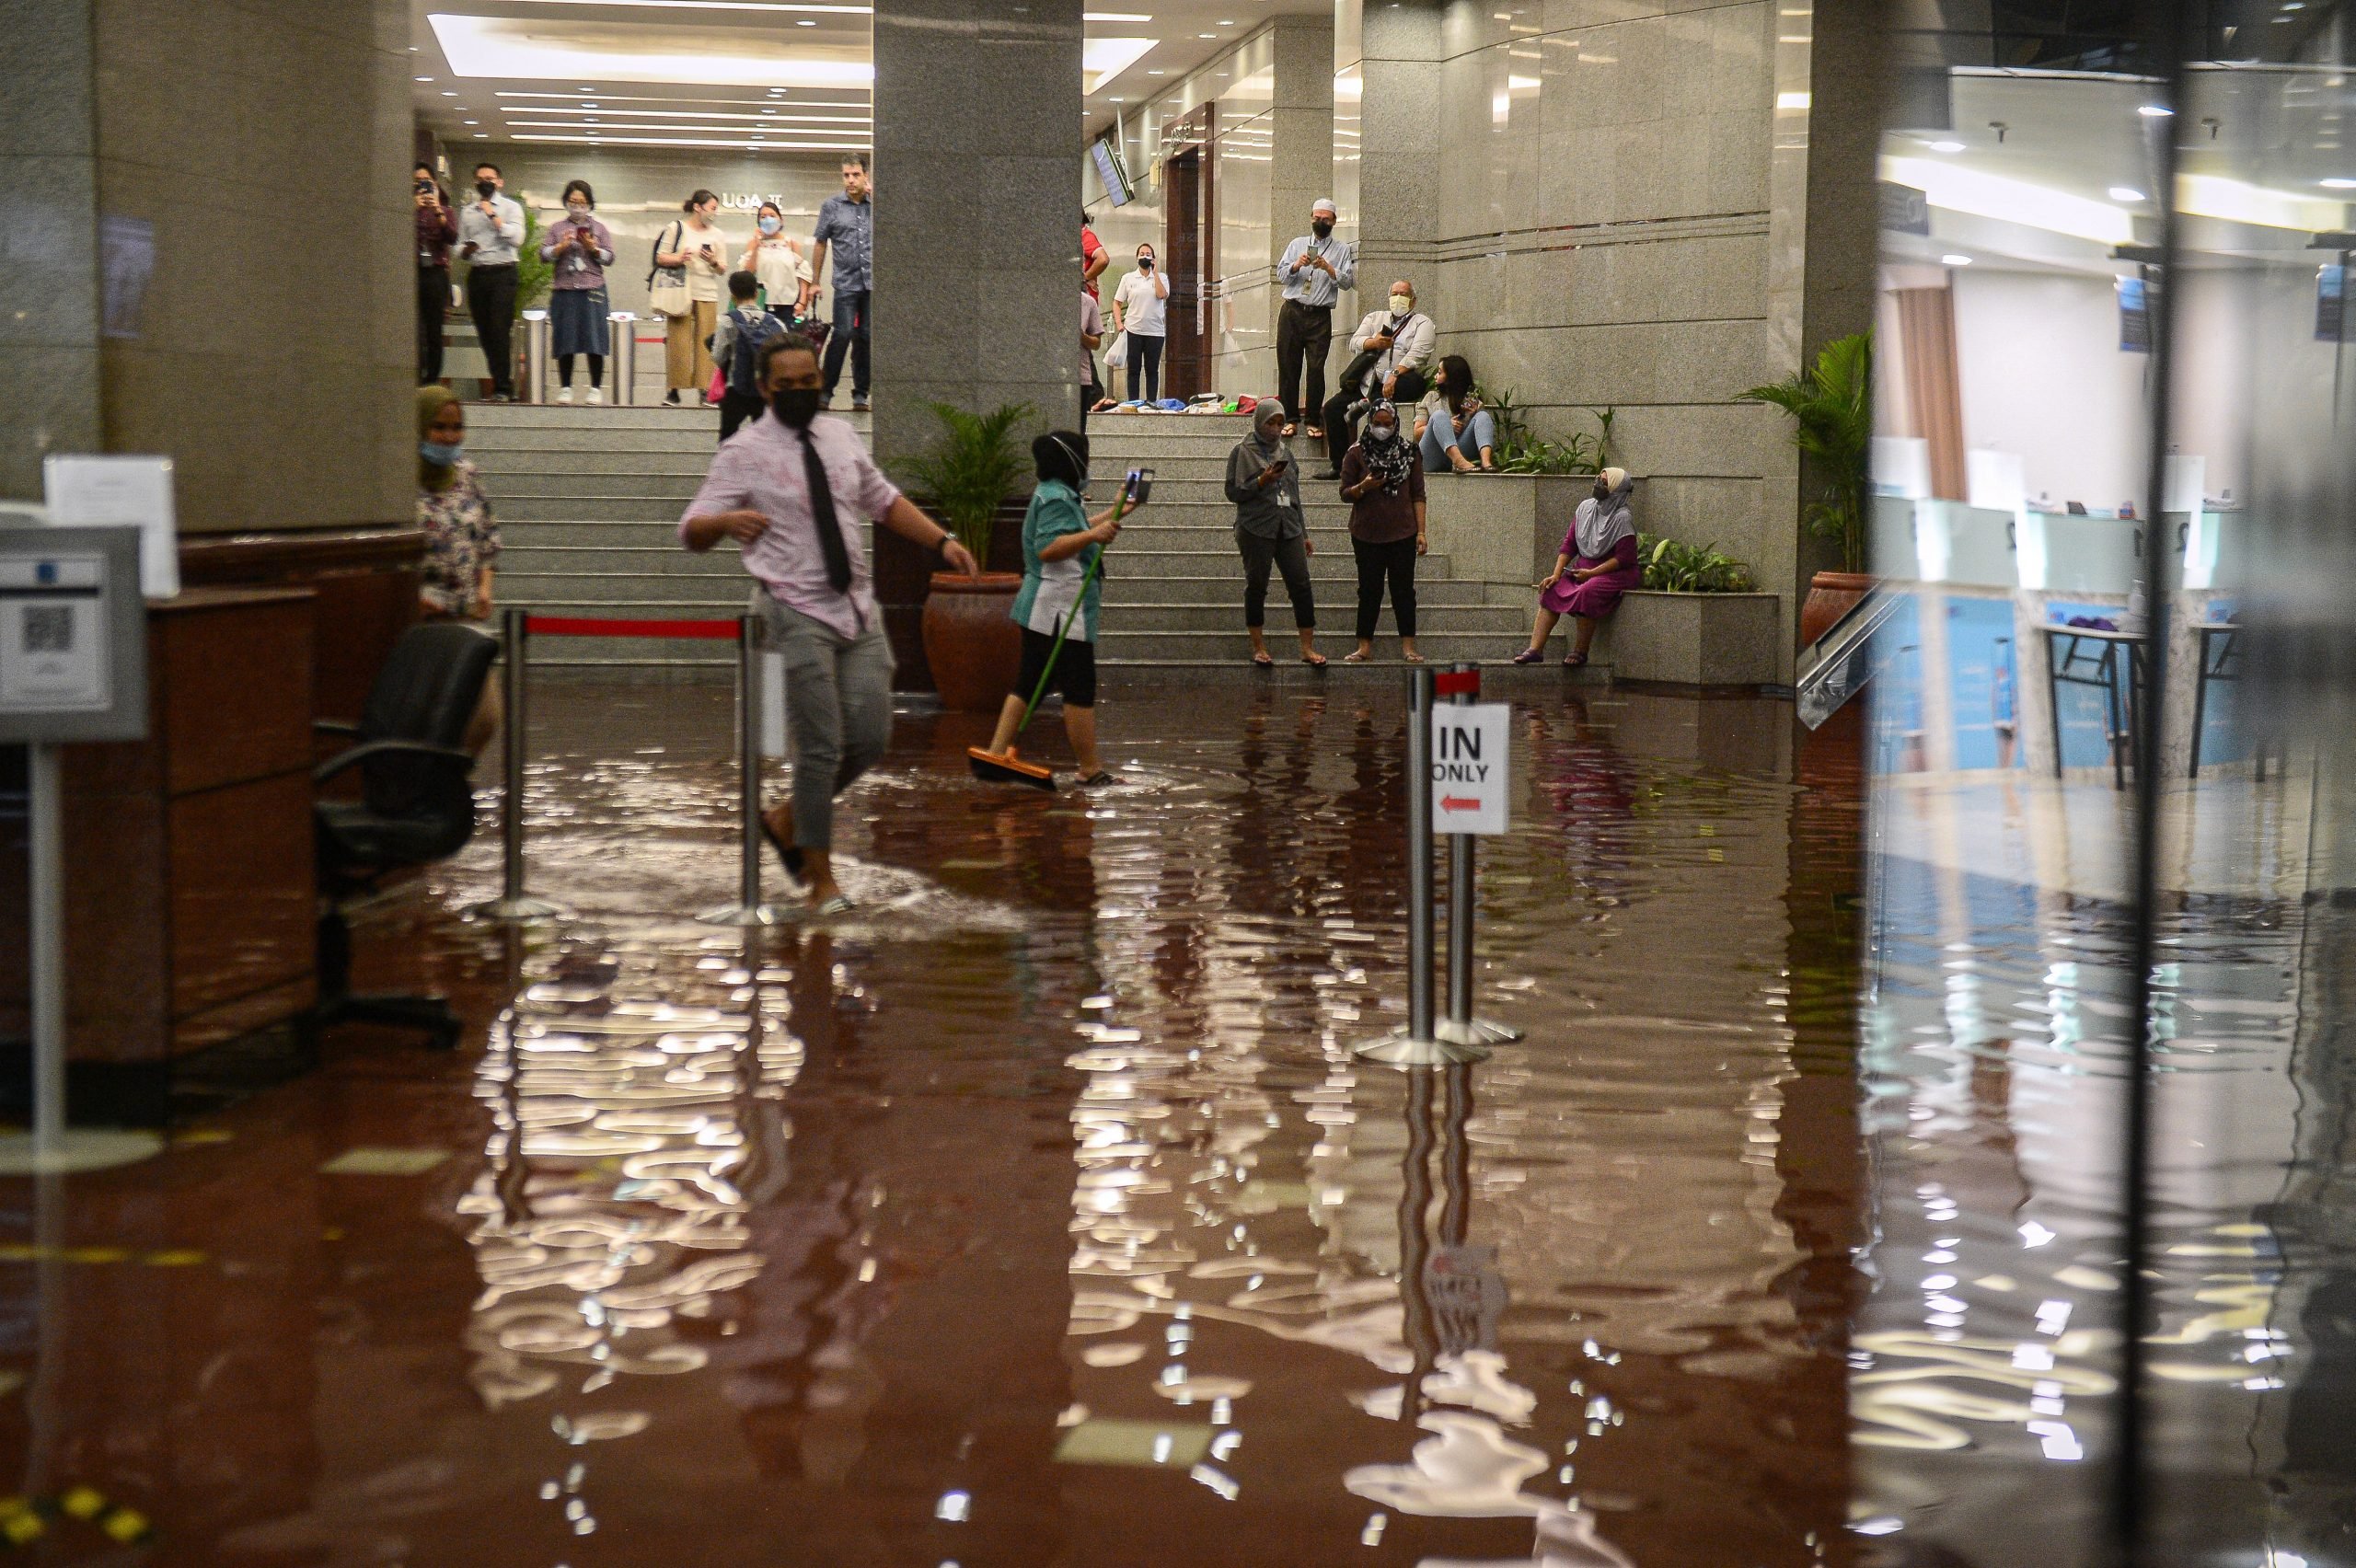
[652, 189, 728, 405]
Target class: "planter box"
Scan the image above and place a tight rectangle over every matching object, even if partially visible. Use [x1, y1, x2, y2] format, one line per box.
[1422, 472, 1589, 583]
[1594, 591, 1780, 687]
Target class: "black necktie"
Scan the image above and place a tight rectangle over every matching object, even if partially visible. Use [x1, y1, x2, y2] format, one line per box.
[797, 428, 853, 593]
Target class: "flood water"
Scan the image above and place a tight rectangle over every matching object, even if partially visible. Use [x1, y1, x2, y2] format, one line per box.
[0, 680, 2342, 1565]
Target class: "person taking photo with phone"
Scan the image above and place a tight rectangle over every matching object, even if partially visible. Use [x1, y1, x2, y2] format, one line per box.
[414, 164, 457, 385]
[1227, 401, 1322, 667]
[456, 162, 525, 401]
[1111, 243, 1169, 403]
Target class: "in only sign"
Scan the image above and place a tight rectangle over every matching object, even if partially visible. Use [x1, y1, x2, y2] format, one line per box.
[1431, 703, 1509, 835]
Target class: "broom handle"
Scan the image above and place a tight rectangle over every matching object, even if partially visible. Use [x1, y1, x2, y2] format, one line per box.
[1015, 493, 1127, 736]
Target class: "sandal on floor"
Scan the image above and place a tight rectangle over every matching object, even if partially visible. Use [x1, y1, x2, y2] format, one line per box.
[1301, 652, 1328, 668]
[1080, 770, 1116, 788]
[1343, 650, 1371, 663]
[814, 894, 856, 917]
[1303, 426, 1324, 439]
[1509, 648, 1546, 665]
[1403, 652, 1425, 663]
[1562, 651, 1588, 668]
[1252, 650, 1275, 667]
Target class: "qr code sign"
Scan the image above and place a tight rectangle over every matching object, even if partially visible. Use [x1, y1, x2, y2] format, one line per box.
[22, 607, 73, 654]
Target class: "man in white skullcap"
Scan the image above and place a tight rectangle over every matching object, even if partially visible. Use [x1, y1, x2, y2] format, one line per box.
[1275, 197, 1357, 438]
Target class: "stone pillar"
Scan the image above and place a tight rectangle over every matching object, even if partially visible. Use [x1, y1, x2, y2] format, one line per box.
[1352, 0, 1443, 290]
[0, 0, 410, 530]
[1257, 15, 1339, 383]
[871, 0, 1085, 473]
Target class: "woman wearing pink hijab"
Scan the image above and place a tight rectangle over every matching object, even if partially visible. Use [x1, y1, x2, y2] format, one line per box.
[1512, 466, 1638, 668]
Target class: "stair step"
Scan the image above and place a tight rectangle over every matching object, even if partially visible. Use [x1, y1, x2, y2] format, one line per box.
[1094, 629, 1531, 662]
[470, 445, 720, 471]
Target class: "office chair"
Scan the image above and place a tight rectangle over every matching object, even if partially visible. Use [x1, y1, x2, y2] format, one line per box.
[310, 622, 498, 1049]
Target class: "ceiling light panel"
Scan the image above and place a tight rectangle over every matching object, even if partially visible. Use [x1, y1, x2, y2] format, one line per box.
[429, 13, 872, 88]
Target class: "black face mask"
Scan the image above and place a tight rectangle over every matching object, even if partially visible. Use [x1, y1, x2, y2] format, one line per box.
[475, 179, 497, 200]
[1592, 482, 1610, 502]
[771, 387, 822, 429]
[1312, 220, 1333, 238]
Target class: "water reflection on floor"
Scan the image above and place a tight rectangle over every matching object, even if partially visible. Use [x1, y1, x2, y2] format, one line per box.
[1854, 765, 2356, 1568]
[0, 681, 1874, 1565]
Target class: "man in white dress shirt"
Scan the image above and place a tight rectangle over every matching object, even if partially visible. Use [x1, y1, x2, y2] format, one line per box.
[456, 162, 525, 401]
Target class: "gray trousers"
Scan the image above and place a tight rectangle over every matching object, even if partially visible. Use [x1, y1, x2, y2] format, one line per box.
[756, 594, 895, 851]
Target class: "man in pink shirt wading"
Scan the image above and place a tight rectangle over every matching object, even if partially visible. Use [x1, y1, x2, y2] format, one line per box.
[681, 333, 978, 914]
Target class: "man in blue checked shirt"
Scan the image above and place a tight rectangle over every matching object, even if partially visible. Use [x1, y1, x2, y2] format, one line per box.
[1274, 197, 1356, 439]
[811, 153, 874, 411]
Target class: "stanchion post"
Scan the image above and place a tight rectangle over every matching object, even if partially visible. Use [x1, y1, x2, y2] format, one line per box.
[607, 312, 637, 405]
[522, 310, 549, 404]
[1358, 665, 1487, 1065]
[1433, 663, 1521, 1050]
[469, 608, 561, 921]
[699, 615, 785, 926]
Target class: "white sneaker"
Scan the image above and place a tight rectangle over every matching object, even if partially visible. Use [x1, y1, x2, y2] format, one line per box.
[556, 386, 573, 404]
[585, 386, 604, 405]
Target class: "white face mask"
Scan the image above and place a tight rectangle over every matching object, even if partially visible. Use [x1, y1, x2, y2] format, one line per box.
[1367, 421, 1398, 444]
[1389, 293, 1413, 315]
[758, 215, 781, 235]
[566, 204, 590, 221]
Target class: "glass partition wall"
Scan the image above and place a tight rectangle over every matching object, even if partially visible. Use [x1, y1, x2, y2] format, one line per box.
[1858, 6, 2356, 1564]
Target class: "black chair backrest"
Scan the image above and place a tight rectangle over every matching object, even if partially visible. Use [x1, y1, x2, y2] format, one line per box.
[357, 623, 496, 828]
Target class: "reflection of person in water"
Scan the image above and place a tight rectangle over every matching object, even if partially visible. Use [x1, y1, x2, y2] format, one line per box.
[1539, 697, 1638, 903]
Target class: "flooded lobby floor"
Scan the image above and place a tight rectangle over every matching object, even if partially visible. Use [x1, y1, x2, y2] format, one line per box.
[0, 681, 2340, 1565]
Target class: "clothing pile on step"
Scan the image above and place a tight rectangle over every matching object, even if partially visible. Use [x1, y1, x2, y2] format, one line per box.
[1090, 393, 1260, 415]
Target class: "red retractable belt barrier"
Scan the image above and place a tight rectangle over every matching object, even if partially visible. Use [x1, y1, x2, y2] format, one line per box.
[523, 616, 742, 640]
[1434, 670, 1481, 697]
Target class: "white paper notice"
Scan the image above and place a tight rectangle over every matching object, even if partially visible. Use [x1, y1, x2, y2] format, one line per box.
[41, 455, 179, 599]
[1430, 703, 1510, 836]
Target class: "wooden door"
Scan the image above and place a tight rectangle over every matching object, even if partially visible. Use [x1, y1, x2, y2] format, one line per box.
[1161, 106, 1216, 400]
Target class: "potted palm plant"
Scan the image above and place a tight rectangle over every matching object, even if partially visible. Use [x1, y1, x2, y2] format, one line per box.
[901, 401, 1032, 711]
[1737, 330, 1872, 645]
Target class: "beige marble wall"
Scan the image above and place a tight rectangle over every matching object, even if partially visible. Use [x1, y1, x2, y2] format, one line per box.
[1333, 0, 1846, 677]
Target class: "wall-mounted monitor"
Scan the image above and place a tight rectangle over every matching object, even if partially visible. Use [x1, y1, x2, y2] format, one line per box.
[1091, 135, 1135, 209]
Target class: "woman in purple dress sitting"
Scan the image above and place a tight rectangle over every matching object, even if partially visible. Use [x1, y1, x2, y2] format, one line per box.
[1512, 467, 1639, 668]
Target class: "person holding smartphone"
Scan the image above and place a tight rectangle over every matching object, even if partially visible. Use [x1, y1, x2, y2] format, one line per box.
[1226, 401, 1323, 667]
[413, 164, 457, 385]
[983, 431, 1141, 786]
[456, 162, 525, 400]
[1111, 243, 1169, 403]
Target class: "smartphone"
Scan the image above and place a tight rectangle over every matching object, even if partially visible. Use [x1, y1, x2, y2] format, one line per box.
[1125, 467, 1154, 504]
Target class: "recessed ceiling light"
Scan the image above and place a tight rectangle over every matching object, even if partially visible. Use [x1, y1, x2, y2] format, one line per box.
[2326, 178, 2356, 188]
[443, 90, 458, 96]
[1198, 31, 1215, 38]
[416, 75, 433, 82]
[474, 132, 488, 137]
[2138, 104, 2173, 118]
[1146, 69, 1164, 75]
[1941, 253, 1972, 266]
[463, 119, 479, 124]
[2108, 185, 2146, 202]
[1928, 139, 1964, 153]
[1083, 10, 1150, 18]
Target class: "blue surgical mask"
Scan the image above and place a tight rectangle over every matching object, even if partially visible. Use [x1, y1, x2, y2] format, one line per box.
[758, 215, 782, 235]
[421, 440, 463, 467]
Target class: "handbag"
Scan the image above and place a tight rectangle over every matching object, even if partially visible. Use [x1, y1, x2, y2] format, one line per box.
[1103, 329, 1129, 372]
[647, 222, 691, 317]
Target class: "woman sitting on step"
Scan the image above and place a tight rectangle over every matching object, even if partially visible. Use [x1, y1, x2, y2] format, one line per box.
[1513, 467, 1639, 669]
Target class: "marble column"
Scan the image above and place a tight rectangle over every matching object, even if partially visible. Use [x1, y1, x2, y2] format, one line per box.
[1351, 0, 1443, 290]
[870, 0, 1085, 474]
[0, 0, 410, 529]
[1263, 15, 1340, 375]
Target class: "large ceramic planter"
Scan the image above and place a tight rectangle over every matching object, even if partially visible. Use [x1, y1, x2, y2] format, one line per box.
[1800, 571, 1875, 648]
[920, 571, 1022, 711]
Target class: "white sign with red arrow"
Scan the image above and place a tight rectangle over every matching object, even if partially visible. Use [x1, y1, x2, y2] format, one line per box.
[1430, 703, 1509, 836]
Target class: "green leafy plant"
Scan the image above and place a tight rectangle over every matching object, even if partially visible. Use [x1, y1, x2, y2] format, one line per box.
[1475, 386, 1615, 475]
[1638, 534, 1757, 594]
[1736, 329, 1872, 573]
[896, 401, 1034, 560]
[514, 206, 554, 317]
